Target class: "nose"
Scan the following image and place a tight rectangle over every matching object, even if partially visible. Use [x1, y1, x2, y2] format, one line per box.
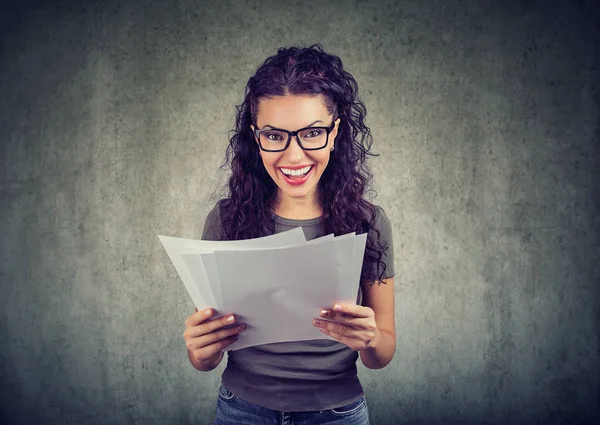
[284, 134, 305, 161]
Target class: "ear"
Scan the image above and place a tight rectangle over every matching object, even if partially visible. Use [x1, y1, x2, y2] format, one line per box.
[251, 125, 262, 154]
[331, 117, 341, 142]
[250, 124, 258, 144]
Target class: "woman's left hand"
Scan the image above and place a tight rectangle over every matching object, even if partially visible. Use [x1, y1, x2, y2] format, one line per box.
[312, 303, 379, 351]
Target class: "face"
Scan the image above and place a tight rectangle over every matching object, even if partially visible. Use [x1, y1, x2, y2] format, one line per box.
[250, 94, 340, 208]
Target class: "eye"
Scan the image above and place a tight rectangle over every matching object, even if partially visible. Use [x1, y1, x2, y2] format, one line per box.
[305, 129, 323, 138]
[265, 132, 285, 141]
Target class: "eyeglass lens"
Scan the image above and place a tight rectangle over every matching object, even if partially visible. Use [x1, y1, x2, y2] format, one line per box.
[259, 127, 328, 151]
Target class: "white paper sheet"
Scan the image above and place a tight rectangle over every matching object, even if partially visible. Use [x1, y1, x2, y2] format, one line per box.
[157, 227, 306, 310]
[186, 233, 337, 313]
[159, 229, 368, 351]
[212, 234, 366, 350]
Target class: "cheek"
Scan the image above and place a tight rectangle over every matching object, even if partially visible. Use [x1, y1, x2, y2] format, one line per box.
[317, 154, 332, 169]
[261, 155, 280, 172]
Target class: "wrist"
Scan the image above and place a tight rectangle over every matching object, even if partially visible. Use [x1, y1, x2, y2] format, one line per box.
[202, 351, 223, 367]
[359, 328, 396, 369]
[189, 349, 223, 371]
[366, 328, 381, 351]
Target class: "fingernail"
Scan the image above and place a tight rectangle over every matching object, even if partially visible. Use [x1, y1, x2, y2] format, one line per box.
[205, 309, 212, 317]
[313, 319, 322, 326]
[334, 304, 342, 311]
[320, 309, 329, 318]
[237, 324, 246, 331]
[226, 315, 235, 324]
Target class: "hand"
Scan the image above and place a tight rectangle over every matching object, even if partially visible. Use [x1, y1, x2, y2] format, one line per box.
[183, 307, 247, 365]
[312, 303, 378, 351]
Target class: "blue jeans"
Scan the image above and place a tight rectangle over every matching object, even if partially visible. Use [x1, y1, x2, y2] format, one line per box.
[214, 383, 370, 425]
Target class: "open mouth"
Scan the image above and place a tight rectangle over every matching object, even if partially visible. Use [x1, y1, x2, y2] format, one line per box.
[279, 165, 314, 184]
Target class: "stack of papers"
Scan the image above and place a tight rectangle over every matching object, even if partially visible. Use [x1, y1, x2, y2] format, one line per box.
[158, 228, 367, 351]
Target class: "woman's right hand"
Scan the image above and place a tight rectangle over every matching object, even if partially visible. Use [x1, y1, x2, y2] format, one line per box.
[183, 307, 247, 368]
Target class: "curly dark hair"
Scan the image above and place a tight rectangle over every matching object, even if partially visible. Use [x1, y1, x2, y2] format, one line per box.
[210, 43, 389, 286]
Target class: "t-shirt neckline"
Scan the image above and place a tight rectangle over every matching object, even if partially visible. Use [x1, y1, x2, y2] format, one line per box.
[273, 213, 323, 226]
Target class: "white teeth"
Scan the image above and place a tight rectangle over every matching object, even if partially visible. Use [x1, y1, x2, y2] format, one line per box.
[281, 166, 312, 176]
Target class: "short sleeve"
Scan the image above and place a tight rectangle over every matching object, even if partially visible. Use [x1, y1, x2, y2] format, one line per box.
[364, 205, 395, 280]
[201, 201, 225, 241]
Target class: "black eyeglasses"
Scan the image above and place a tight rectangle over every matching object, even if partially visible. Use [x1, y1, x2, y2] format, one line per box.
[253, 121, 336, 152]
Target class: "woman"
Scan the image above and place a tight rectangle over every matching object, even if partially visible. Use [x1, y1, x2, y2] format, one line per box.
[183, 44, 396, 425]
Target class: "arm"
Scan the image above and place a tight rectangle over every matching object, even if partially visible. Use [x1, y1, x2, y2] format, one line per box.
[312, 276, 397, 369]
[358, 276, 396, 369]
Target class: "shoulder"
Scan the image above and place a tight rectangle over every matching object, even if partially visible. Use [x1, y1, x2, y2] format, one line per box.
[365, 203, 394, 253]
[368, 204, 392, 235]
[205, 198, 227, 225]
[363, 203, 395, 279]
[373, 204, 389, 223]
[202, 198, 231, 241]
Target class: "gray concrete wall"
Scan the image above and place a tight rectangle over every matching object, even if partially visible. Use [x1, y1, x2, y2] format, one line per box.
[1, 0, 598, 424]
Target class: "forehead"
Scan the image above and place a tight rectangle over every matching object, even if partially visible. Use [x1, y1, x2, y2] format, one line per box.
[256, 94, 329, 127]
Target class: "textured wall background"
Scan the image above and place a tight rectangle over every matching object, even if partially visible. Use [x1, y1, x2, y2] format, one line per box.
[1, 0, 598, 424]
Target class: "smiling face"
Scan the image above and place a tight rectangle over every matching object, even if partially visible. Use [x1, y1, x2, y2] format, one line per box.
[250, 94, 340, 215]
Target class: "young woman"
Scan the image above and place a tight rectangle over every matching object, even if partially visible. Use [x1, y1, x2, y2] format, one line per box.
[183, 44, 396, 425]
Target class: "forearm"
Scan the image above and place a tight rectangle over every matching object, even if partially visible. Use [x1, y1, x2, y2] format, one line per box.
[359, 329, 396, 369]
[187, 348, 224, 372]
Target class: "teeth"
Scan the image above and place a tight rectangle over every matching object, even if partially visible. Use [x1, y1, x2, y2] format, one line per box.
[281, 166, 312, 176]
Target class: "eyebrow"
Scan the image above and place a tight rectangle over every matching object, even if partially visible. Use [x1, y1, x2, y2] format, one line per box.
[261, 120, 323, 130]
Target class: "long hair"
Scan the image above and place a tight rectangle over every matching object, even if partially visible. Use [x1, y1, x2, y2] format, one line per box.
[212, 44, 389, 286]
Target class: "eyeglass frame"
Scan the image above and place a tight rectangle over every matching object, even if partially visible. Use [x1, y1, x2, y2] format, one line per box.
[252, 120, 337, 152]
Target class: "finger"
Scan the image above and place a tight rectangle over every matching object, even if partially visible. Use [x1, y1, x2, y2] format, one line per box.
[315, 326, 355, 348]
[193, 314, 238, 338]
[186, 307, 216, 327]
[316, 325, 372, 351]
[313, 319, 365, 340]
[188, 324, 247, 351]
[332, 303, 372, 318]
[193, 334, 241, 361]
[319, 309, 371, 326]
[184, 313, 239, 339]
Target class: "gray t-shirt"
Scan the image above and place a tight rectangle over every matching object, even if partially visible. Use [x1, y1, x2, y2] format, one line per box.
[201, 199, 395, 411]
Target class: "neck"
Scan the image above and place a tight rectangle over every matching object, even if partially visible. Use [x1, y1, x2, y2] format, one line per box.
[273, 194, 323, 220]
